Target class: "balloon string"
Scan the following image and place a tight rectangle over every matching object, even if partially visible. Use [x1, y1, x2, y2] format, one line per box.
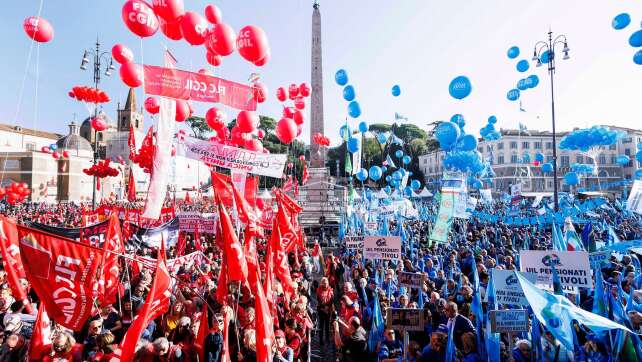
[33, 42, 41, 134]
[2, 0, 45, 185]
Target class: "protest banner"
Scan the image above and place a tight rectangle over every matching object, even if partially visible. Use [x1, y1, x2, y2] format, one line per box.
[344, 235, 364, 251]
[363, 236, 401, 261]
[398, 272, 425, 289]
[143, 65, 257, 111]
[29, 219, 109, 248]
[480, 189, 493, 204]
[386, 308, 424, 331]
[129, 218, 180, 249]
[489, 309, 529, 333]
[627, 180, 642, 214]
[490, 270, 537, 306]
[589, 251, 609, 269]
[177, 212, 218, 233]
[520, 250, 591, 288]
[183, 137, 287, 178]
[429, 192, 455, 243]
[365, 222, 378, 231]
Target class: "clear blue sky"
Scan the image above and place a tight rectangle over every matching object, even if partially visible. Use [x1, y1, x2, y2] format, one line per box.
[1, 1, 641, 144]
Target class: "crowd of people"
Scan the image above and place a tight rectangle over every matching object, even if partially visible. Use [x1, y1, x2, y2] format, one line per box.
[0, 192, 641, 362]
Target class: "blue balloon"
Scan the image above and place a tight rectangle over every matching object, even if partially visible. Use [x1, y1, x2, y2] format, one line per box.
[636, 169, 642, 179]
[613, 13, 631, 30]
[393, 170, 402, 181]
[636, 150, 642, 163]
[377, 133, 387, 145]
[630, 30, 642, 47]
[343, 85, 356, 101]
[356, 168, 368, 182]
[402, 155, 411, 165]
[516, 59, 529, 72]
[522, 154, 531, 163]
[435, 121, 461, 149]
[385, 175, 392, 182]
[410, 179, 421, 190]
[534, 153, 544, 162]
[448, 76, 472, 100]
[507, 46, 520, 59]
[347, 101, 361, 118]
[391, 179, 400, 188]
[507, 89, 520, 101]
[369, 166, 382, 181]
[381, 166, 387, 173]
[527, 74, 539, 88]
[488, 116, 497, 124]
[335, 69, 348, 86]
[391, 85, 401, 97]
[339, 124, 351, 140]
[395, 150, 404, 158]
[49, 144, 58, 151]
[540, 50, 551, 64]
[450, 114, 465, 128]
[517, 79, 528, 90]
[347, 137, 360, 153]
[358, 121, 368, 133]
[541, 163, 553, 173]
[634, 49, 642, 65]
[404, 187, 413, 197]
[384, 186, 391, 193]
[461, 134, 478, 151]
[471, 179, 483, 190]
[616, 155, 630, 166]
[564, 172, 580, 186]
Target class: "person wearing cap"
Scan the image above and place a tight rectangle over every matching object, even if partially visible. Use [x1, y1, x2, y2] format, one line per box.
[420, 325, 448, 362]
[377, 329, 403, 362]
[273, 330, 293, 362]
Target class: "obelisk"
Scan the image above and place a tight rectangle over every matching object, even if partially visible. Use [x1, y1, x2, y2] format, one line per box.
[309, 0, 325, 169]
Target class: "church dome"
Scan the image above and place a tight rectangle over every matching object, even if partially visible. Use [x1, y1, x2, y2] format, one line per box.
[57, 121, 93, 157]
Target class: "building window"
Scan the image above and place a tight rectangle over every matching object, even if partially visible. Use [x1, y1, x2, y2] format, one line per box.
[546, 142, 553, 149]
[135, 120, 139, 128]
[623, 137, 632, 144]
[25, 142, 36, 151]
[478, 147, 483, 153]
[625, 148, 631, 156]
[546, 155, 553, 163]
[510, 141, 517, 149]
[497, 142, 504, 150]
[547, 181, 553, 188]
[576, 155, 583, 163]
[561, 155, 569, 166]
[534, 141, 542, 149]
[522, 141, 530, 149]
[611, 155, 617, 164]
[599, 154, 606, 165]
[609, 144, 616, 150]
[497, 155, 504, 164]
[423, 158, 427, 164]
[487, 145, 492, 152]
[511, 154, 519, 163]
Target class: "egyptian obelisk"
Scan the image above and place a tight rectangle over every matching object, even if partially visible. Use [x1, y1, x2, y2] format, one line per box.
[309, 0, 325, 169]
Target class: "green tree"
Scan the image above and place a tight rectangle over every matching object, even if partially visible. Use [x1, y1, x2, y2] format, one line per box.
[185, 116, 210, 139]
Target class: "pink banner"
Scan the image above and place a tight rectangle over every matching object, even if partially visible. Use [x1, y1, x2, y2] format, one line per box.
[143, 65, 257, 111]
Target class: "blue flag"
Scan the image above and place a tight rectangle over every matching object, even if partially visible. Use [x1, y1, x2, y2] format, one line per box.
[516, 271, 632, 351]
[471, 263, 485, 359]
[445, 322, 456, 362]
[367, 294, 385, 353]
[485, 273, 500, 361]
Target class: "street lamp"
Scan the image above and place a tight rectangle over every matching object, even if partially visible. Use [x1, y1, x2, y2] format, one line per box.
[80, 39, 114, 208]
[532, 30, 570, 212]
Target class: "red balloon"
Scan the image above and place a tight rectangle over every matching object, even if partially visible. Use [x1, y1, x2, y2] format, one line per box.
[244, 138, 263, 152]
[175, 100, 190, 122]
[52, 151, 60, 159]
[68, 91, 75, 98]
[294, 97, 306, 110]
[112, 44, 134, 64]
[204, 4, 223, 24]
[276, 117, 297, 144]
[253, 82, 267, 103]
[120, 62, 143, 87]
[231, 127, 250, 146]
[236, 111, 259, 133]
[288, 84, 299, 100]
[236, 25, 269, 63]
[144, 97, 160, 114]
[533, 160, 540, 166]
[299, 155, 306, 161]
[62, 150, 70, 158]
[205, 23, 236, 56]
[41, 146, 50, 153]
[299, 83, 310, 97]
[205, 107, 227, 129]
[253, 48, 270, 66]
[122, 0, 159, 38]
[206, 51, 222, 66]
[23, 16, 54, 43]
[91, 117, 108, 131]
[283, 107, 295, 119]
[293, 110, 304, 125]
[296, 124, 302, 137]
[159, 17, 183, 40]
[276, 87, 286, 102]
[180, 11, 208, 46]
[171, 144, 177, 156]
[198, 68, 214, 76]
[151, 0, 184, 21]
[257, 129, 265, 139]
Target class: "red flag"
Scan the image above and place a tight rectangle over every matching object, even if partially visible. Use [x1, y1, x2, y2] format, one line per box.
[194, 302, 209, 361]
[194, 224, 203, 251]
[120, 240, 171, 361]
[216, 196, 248, 283]
[231, 183, 264, 239]
[244, 237, 260, 295]
[276, 202, 300, 253]
[275, 188, 303, 214]
[185, 192, 192, 204]
[128, 125, 137, 161]
[251, 267, 274, 362]
[16, 225, 104, 330]
[127, 168, 137, 202]
[28, 303, 51, 361]
[221, 306, 232, 362]
[211, 171, 258, 208]
[175, 231, 187, 257]
[98, 213, 125, 305]
[0, 217, 31, 313]
[282, 176, 294, 192]
[302, 162, 309, 185]
[270, 218, 295, 305]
